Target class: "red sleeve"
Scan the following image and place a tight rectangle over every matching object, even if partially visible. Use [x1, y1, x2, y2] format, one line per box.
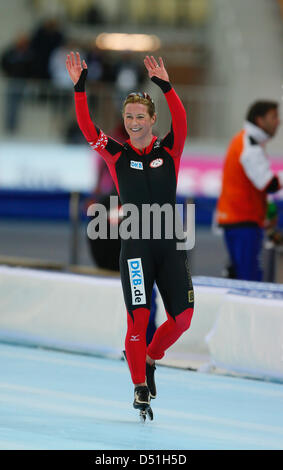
[74, 91, 123, 194]
[162, 88, 187, 160]
[74, 92, 122, 163]
[75, 92, 100, 143]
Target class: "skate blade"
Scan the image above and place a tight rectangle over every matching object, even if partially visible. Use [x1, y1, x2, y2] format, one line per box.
[139, 406, 153, 422]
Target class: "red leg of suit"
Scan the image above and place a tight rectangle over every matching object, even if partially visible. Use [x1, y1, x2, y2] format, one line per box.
[125, 307, 194, 384]
[125, 308, 150, 385]
[147, 308, 194, 360]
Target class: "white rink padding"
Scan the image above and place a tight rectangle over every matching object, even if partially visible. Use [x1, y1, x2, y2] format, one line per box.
[1, 266, 283, 381]
[0, 266, 126, 357]
[0, 267, 217, 362]
[206, 288, 283, 381]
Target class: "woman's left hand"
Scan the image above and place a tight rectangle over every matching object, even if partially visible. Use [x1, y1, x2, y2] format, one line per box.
[144, 56, 169, 82]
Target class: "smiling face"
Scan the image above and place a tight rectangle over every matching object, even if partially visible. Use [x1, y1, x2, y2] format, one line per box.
[123, 102, 156, 143]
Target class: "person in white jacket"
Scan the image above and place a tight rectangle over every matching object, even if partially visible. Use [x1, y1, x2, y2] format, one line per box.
[216, 100, 283, 281]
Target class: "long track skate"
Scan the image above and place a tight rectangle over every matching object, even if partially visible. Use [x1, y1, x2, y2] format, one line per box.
[123, 350, 154, 422]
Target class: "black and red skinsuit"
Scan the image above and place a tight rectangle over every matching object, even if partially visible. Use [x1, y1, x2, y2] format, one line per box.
[74, 70, 194, 384]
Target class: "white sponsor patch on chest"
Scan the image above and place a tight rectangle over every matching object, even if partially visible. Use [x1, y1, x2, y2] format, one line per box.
[150, 158, 164, 168]
[130, 160, 143, 170]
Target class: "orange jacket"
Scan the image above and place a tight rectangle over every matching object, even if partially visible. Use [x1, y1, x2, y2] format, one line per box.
[216, 122, 278, 227]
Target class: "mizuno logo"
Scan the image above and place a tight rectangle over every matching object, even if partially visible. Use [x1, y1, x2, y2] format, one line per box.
[130, 335, 140, 342]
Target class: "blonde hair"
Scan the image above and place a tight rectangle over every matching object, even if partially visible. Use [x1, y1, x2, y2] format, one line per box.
[122, 93, 155, 117]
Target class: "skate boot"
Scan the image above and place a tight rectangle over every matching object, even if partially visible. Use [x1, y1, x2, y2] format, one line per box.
[146, 362, 157, 399]
[133, 385, 153, 422]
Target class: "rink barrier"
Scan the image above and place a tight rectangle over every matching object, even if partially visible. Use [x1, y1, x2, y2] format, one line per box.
[0, 255, 120, 277]
[0, 266, 283, 382]
[206, 287, 283, 382]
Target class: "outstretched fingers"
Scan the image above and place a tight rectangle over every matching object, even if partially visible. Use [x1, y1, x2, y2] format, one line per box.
[75, 51, 82, 68]
[149, 55, 159, 68]
[66, 51, 88, 84]
[69, 51, 75, 67]
[66, 51, 87, 71]
[144, 55, 154, 73]
[145, 55, 164, 69]
[158, 56, 165, 69]
[144, 55, 169, 81]
[66, 54, 70, 69]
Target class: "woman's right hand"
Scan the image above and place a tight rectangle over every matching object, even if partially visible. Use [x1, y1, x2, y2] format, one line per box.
[66, 51, 87, 85]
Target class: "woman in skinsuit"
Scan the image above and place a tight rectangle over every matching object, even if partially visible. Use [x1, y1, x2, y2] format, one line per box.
[66, 52, 194, 420]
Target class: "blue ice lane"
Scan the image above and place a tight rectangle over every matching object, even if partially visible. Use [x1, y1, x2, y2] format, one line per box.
[0, 343, 283, 450]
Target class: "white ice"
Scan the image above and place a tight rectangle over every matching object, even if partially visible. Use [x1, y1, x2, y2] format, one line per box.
[0, 342, 283, 450]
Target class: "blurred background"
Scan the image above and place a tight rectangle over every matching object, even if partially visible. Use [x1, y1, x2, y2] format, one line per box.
[1, 0, 283, 280]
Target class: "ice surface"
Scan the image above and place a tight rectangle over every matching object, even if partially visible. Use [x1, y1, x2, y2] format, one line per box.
[0, 343, 282, 450]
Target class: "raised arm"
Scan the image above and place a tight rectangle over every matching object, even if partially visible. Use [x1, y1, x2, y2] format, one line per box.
[144, 56, 187, 158]
[66, 52, 101, 144]
[66, 51, 122, 158]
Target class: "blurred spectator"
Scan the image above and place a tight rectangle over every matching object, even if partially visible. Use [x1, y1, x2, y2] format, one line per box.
[65, 115, 86, 144]
[57, 0, 105, 25]
[49, 39, 78, 91]
[85, 44, 104, 83]
[79, 3, 105, 25]
[1, 32, 34, 133]
[83, 43, 105, 111]
[86, 187, 122, 272]
[216, 100, 283, 281]
[30, 17, 65, 80]
[113, 53, 145, 111]
[49, 39, 79, 115]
